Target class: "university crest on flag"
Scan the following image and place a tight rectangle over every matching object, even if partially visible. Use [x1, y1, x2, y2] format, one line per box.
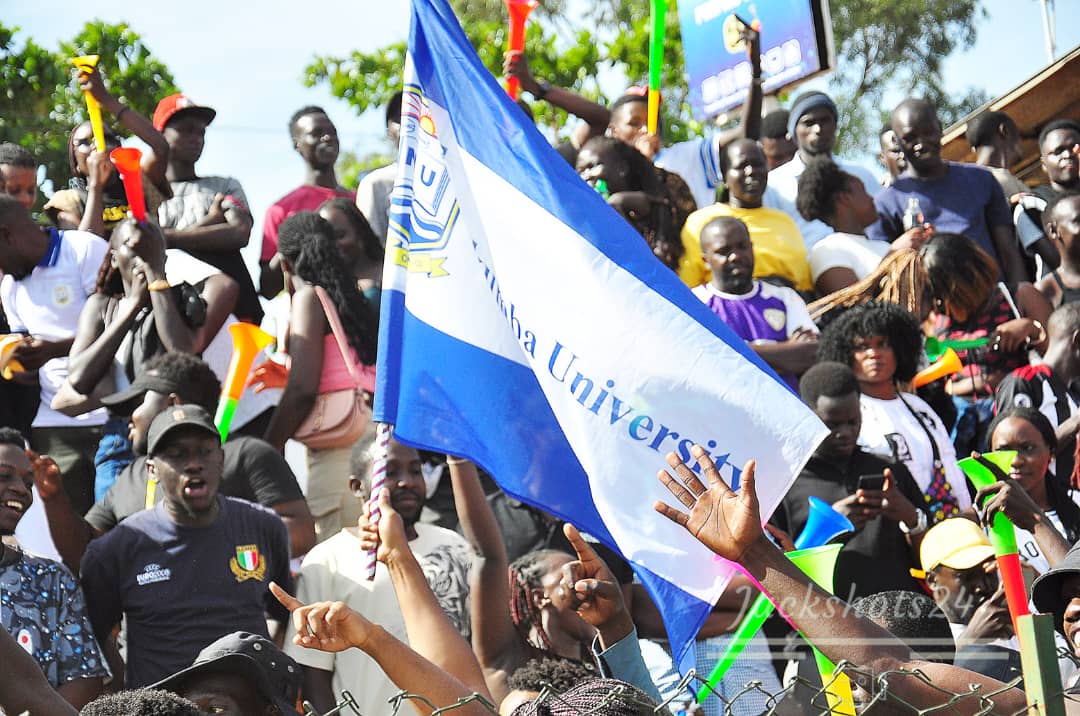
[387, 92, 458, 279]
[229, 544, 265, 582]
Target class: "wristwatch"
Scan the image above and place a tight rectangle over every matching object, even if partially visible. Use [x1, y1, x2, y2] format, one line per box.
[898, 507, 928, 535]
[148, 279, 171, 292]
[535, 80, 552, 101]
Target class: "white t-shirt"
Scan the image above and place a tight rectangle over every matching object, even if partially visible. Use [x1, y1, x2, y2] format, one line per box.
[654, 136, 722, 210]
[283, 525, 474, 716]
[1, 229, 108, 428]
[356, 163, 396, 246]
[808, 232, 891, 284]
[1014, 510, 1067, 577]
[764, 155, 881, 249]
[858, 392, 971, 512]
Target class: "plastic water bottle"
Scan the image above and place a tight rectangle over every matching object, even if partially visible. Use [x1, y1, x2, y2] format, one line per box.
[902, 196, 924, 231]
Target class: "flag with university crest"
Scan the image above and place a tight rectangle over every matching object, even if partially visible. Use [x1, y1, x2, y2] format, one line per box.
[374, 0, 827, 674]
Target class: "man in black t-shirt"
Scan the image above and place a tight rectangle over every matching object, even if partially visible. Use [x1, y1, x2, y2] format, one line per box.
[35, 352, 314, 572]
[80, 406, 292, 688]
[772, 361, 929, 600]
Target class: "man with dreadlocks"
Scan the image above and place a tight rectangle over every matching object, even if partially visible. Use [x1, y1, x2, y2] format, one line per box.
[44, 65, 171, 240]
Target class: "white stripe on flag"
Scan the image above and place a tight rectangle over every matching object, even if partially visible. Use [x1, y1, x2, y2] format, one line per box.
[399, 97, 827, 603]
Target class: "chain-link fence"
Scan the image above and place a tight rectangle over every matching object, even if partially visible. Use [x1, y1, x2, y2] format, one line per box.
[306, 652, 1078, 716]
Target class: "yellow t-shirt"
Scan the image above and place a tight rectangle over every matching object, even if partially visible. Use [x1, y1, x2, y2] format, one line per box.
[679, 203, 813, 292]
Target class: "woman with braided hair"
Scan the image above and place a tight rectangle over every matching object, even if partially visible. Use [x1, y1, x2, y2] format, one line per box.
[507, 549, 599, 656]
[441, 457, 659, 707]
[807, 248, 928, 329]
[262, 211, 378, 541]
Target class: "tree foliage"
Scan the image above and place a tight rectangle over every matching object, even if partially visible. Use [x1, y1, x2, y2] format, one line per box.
[828, 0, 988, 153]
[0, 21, 178, 196]
[306, 0, 989, 165]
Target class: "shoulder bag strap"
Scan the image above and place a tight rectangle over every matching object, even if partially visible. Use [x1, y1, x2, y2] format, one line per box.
[312, 285, 365, 388]
[896, 393, 942, 466]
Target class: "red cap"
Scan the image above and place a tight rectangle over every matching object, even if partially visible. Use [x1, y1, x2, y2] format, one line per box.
[153, 94, 217, 132]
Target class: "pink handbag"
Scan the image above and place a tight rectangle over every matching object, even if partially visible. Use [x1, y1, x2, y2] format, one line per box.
[293, 286, 372, 450]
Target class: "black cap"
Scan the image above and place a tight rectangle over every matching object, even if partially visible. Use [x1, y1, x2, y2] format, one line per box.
[101, 373, 185, 415]
[151, 631, 301, 715]
[1032, 543, 1080, 633]
[146, 405, 219, 455]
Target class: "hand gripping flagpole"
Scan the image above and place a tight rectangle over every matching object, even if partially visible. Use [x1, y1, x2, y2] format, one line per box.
[647, 0, 668, 135]
[71, 55, 106, 152]
[503, 0, 538, 100]
[959, 451, 1031, 632]
[364, 422, 393, 580]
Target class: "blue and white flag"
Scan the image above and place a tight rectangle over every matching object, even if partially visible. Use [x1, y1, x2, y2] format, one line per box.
[376, 0, 828, 673]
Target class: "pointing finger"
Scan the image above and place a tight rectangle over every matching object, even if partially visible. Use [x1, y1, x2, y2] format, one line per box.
[269, 581, 303, 612]
[563, 523, 599, 564]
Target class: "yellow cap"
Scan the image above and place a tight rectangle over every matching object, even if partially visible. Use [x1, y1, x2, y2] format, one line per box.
[910, 517, 994, 580]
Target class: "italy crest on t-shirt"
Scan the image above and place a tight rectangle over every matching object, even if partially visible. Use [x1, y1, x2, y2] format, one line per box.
[229, 544, 265, 582]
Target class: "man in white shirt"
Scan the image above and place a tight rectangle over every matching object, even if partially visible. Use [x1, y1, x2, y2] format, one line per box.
[284, 438, 473, 716]
[764, 91, 881, 249]
[355, 92, 402, 248]
[0, 196, 107, 515]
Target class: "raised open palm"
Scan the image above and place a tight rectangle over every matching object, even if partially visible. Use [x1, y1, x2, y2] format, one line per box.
[653, 446, 763, 565]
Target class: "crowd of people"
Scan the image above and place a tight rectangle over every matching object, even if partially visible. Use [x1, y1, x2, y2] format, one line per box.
[7, 24, 1080, 716]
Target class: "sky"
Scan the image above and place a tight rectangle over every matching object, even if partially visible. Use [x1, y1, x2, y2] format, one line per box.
[7, 0, 1080, 274]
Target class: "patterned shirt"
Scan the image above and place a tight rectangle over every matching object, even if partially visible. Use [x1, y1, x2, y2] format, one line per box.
[1, 550, 109, 688]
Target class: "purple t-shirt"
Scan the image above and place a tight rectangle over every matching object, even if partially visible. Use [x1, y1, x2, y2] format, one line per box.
[866, 162, 1012, 263]
[695, 283, 788, 343]
[693, 280, 816, 390]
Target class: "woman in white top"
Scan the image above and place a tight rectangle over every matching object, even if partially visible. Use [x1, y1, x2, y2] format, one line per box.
[819, 301, 971, 522]
[795, 156, 930, 296]
[984, 407, 1080, 576]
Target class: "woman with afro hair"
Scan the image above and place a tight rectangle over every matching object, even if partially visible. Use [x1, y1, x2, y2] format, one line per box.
[818, 301, 971, 521]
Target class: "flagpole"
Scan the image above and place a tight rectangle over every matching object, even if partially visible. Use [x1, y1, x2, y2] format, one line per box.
[364, 422, 393, 580]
